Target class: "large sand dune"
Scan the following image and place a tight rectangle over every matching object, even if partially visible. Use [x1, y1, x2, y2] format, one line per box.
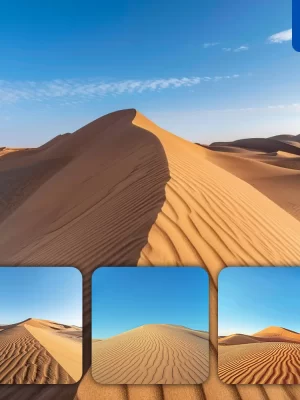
[92, 324, 209, 384]
[219, 327, 300, 384]
[253, 326, 300, 343]
[0, 109, 300, 399]
[0, 318, 82, 384]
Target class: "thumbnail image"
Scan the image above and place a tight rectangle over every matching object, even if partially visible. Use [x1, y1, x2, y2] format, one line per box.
[218, 267, 300, 385]
[0, 267, 82, 384]
[92, 267, 209, 384]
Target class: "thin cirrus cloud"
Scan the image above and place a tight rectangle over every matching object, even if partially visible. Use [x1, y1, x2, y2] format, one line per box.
[208, 28, 292, 52]
[203, 42, 219, 48]
[234, 45, 249, 52]
[222, 46, 249, 52]
[267, 28, 292, 44]
[0, 75, 240, 104]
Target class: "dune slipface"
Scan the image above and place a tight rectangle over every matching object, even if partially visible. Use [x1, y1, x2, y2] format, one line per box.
[218, 327, 300, 384]
[0, 319, 82, 384]
[1, 110, 300, 399]
[92, 324, 209, 384]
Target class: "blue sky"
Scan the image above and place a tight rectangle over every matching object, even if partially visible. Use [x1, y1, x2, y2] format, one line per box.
[92, 267, 209, 339]
[218, 267, 300, 336]
[0, 267, 82, 326]
[0, 0, 299, 146]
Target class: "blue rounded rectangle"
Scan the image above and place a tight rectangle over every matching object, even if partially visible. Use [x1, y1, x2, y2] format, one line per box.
[293, 0, 300, 51]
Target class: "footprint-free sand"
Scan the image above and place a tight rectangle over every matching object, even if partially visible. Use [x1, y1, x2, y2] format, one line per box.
[92, 324, 209, 384]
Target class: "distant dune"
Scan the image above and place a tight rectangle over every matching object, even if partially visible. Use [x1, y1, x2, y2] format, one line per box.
[92, 324, 209, 384]
[219, 334, 262, 346]
[0, 318, 82, 384]
[253, 326, 300, 343]
[205, 134, 300, 220]
[1, 109, 300, 398]
[218, 327, 300, 384]
[269, 134, 300, 143]
[210, 137, 300, 155]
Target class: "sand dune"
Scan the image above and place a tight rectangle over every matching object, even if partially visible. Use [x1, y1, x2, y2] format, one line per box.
[253, 326, 300, 343]
[205, 144, 300, 221]
[219, 342, 300, 384]
[269, 134, 300, 143]
[218, 327, 300, 384]
[92, 324, 209, 384]
[0, 109, 300, 398]
[210, 137, 300, 156]
[218, 334, 261, 346]
[0, 318, 82, 384]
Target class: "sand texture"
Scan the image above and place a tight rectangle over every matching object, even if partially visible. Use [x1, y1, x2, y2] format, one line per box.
[219, 327, 300, 384]
[0, 109, 300, 399]
[92, 324, 209, 384]
[0, 318, 82, 384]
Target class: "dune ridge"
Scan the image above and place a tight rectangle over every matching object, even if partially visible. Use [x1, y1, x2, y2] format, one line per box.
[92, 324, 209, 384]
[0, 109, 299, 399]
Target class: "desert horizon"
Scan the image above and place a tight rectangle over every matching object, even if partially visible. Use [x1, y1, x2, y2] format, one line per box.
[0, 317, 82, 329]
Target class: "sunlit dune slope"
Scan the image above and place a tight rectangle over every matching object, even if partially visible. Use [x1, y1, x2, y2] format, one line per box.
[253, 326, 300, 342]
[0, 318, 82, 384]
[92, 324, 209, 385]
[1, 110, 300, 399]
[205, 144, 300, 221]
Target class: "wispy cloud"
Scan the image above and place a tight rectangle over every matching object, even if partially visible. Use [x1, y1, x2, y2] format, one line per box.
[203, 42, 219, 48]
[233, 45, 249, 52]
[267, 29, 292, 44]
[0, 75, 241, 105]
[223, 45, 249, 52]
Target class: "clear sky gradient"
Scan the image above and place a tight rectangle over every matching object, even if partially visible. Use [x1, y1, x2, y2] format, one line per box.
[92, 267, 209, 339]
[0, 267, 82, 326]
[1, 1, 299, 146]
[218, 267, 300, 336]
